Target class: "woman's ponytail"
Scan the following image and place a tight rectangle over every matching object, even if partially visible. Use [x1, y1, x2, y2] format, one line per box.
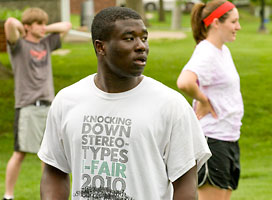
[191, 3, 207, 44]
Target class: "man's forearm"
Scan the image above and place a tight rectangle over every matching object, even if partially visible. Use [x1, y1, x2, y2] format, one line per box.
[173, 165, 198, 200]
[4, 17, 25, 43]
[45, 22, 72, 37]
[41, 164, 70, 200]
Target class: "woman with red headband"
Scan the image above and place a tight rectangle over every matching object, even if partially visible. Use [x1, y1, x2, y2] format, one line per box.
[177, 0, 244, 199]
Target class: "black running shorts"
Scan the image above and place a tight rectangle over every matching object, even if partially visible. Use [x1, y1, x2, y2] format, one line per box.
[198, 137, 240, 190]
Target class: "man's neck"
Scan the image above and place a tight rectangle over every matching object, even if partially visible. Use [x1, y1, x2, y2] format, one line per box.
[25, 34, 41, 43]
[94, 73, 144, 93]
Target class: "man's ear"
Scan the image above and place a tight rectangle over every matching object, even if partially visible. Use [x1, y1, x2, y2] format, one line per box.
[94, 40, 105, 56]
[24, 24, 29, 32]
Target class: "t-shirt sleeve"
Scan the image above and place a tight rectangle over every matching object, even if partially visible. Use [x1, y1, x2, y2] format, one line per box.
[44, 33, 61, 52]
[38, 91, 71, 173]
[165, 97, 211, 182]
[7, 38, 22, 54]
[182, 46, 215, 87]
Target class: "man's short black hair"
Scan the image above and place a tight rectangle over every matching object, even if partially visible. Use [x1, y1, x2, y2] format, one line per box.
[91, 6, 142, 44]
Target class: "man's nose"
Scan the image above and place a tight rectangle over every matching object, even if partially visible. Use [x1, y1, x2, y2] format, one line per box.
[135, 38, 146, 52]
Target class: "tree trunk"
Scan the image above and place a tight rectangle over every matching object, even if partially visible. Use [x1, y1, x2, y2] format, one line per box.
[258, 0, 267, 33]
[158, 0, 165, 22]
[0, 20, 7, 52]
[125, 0, 148, 25]
[171, 0, 182, 30]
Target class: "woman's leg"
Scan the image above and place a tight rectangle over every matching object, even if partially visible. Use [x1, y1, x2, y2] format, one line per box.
[198, 183, 232, 200]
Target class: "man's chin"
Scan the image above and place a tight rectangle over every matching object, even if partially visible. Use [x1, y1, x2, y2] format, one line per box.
[35, 34, 45, 39]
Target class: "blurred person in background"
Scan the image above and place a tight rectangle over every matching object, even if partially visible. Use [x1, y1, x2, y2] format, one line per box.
[177, 1, 244, 200]
[3, 7, 71, 200]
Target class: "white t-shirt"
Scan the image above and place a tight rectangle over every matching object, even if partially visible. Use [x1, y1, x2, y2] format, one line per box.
[38, 74, 211, 200]
[183, 40, 244, 141]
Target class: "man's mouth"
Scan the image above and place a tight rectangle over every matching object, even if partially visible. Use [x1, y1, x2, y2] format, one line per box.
[134, 56, 147, 66]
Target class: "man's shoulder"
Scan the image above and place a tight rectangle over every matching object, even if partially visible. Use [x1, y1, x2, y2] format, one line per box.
[40, 33, 61, 45]
[144, 76, 187, 102]
[145, 76, 179, 93]
[7, 37, 22, 48]
[42, 32, 60, 40]
[59, 75, 92, 94]
[144, 77, 194, 120]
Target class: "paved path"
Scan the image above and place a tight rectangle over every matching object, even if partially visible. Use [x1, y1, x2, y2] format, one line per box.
[64, 30, 186, 43]
[148, 31, 186, 39]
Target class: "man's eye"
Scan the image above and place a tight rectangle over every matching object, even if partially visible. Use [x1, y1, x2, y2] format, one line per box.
[125, 37, 134, 41]
[141, 37, 148, 42]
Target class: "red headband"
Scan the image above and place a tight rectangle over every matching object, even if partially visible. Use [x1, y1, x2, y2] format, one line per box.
[203, 1, 235, 27]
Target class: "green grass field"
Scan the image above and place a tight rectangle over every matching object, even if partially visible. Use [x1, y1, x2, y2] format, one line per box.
[1, 9, 272, 199]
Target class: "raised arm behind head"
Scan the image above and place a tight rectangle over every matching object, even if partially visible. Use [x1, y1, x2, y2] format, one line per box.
[4, 17, 25, 44]
[45, 22, 72, 39]
[5, 7, 71, 44]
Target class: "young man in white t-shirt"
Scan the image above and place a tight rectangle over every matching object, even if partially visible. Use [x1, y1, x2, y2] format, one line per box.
[38, 6, 211, 200]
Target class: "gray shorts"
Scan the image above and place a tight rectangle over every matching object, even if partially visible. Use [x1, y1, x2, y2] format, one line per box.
[14, 105, 50, 153]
